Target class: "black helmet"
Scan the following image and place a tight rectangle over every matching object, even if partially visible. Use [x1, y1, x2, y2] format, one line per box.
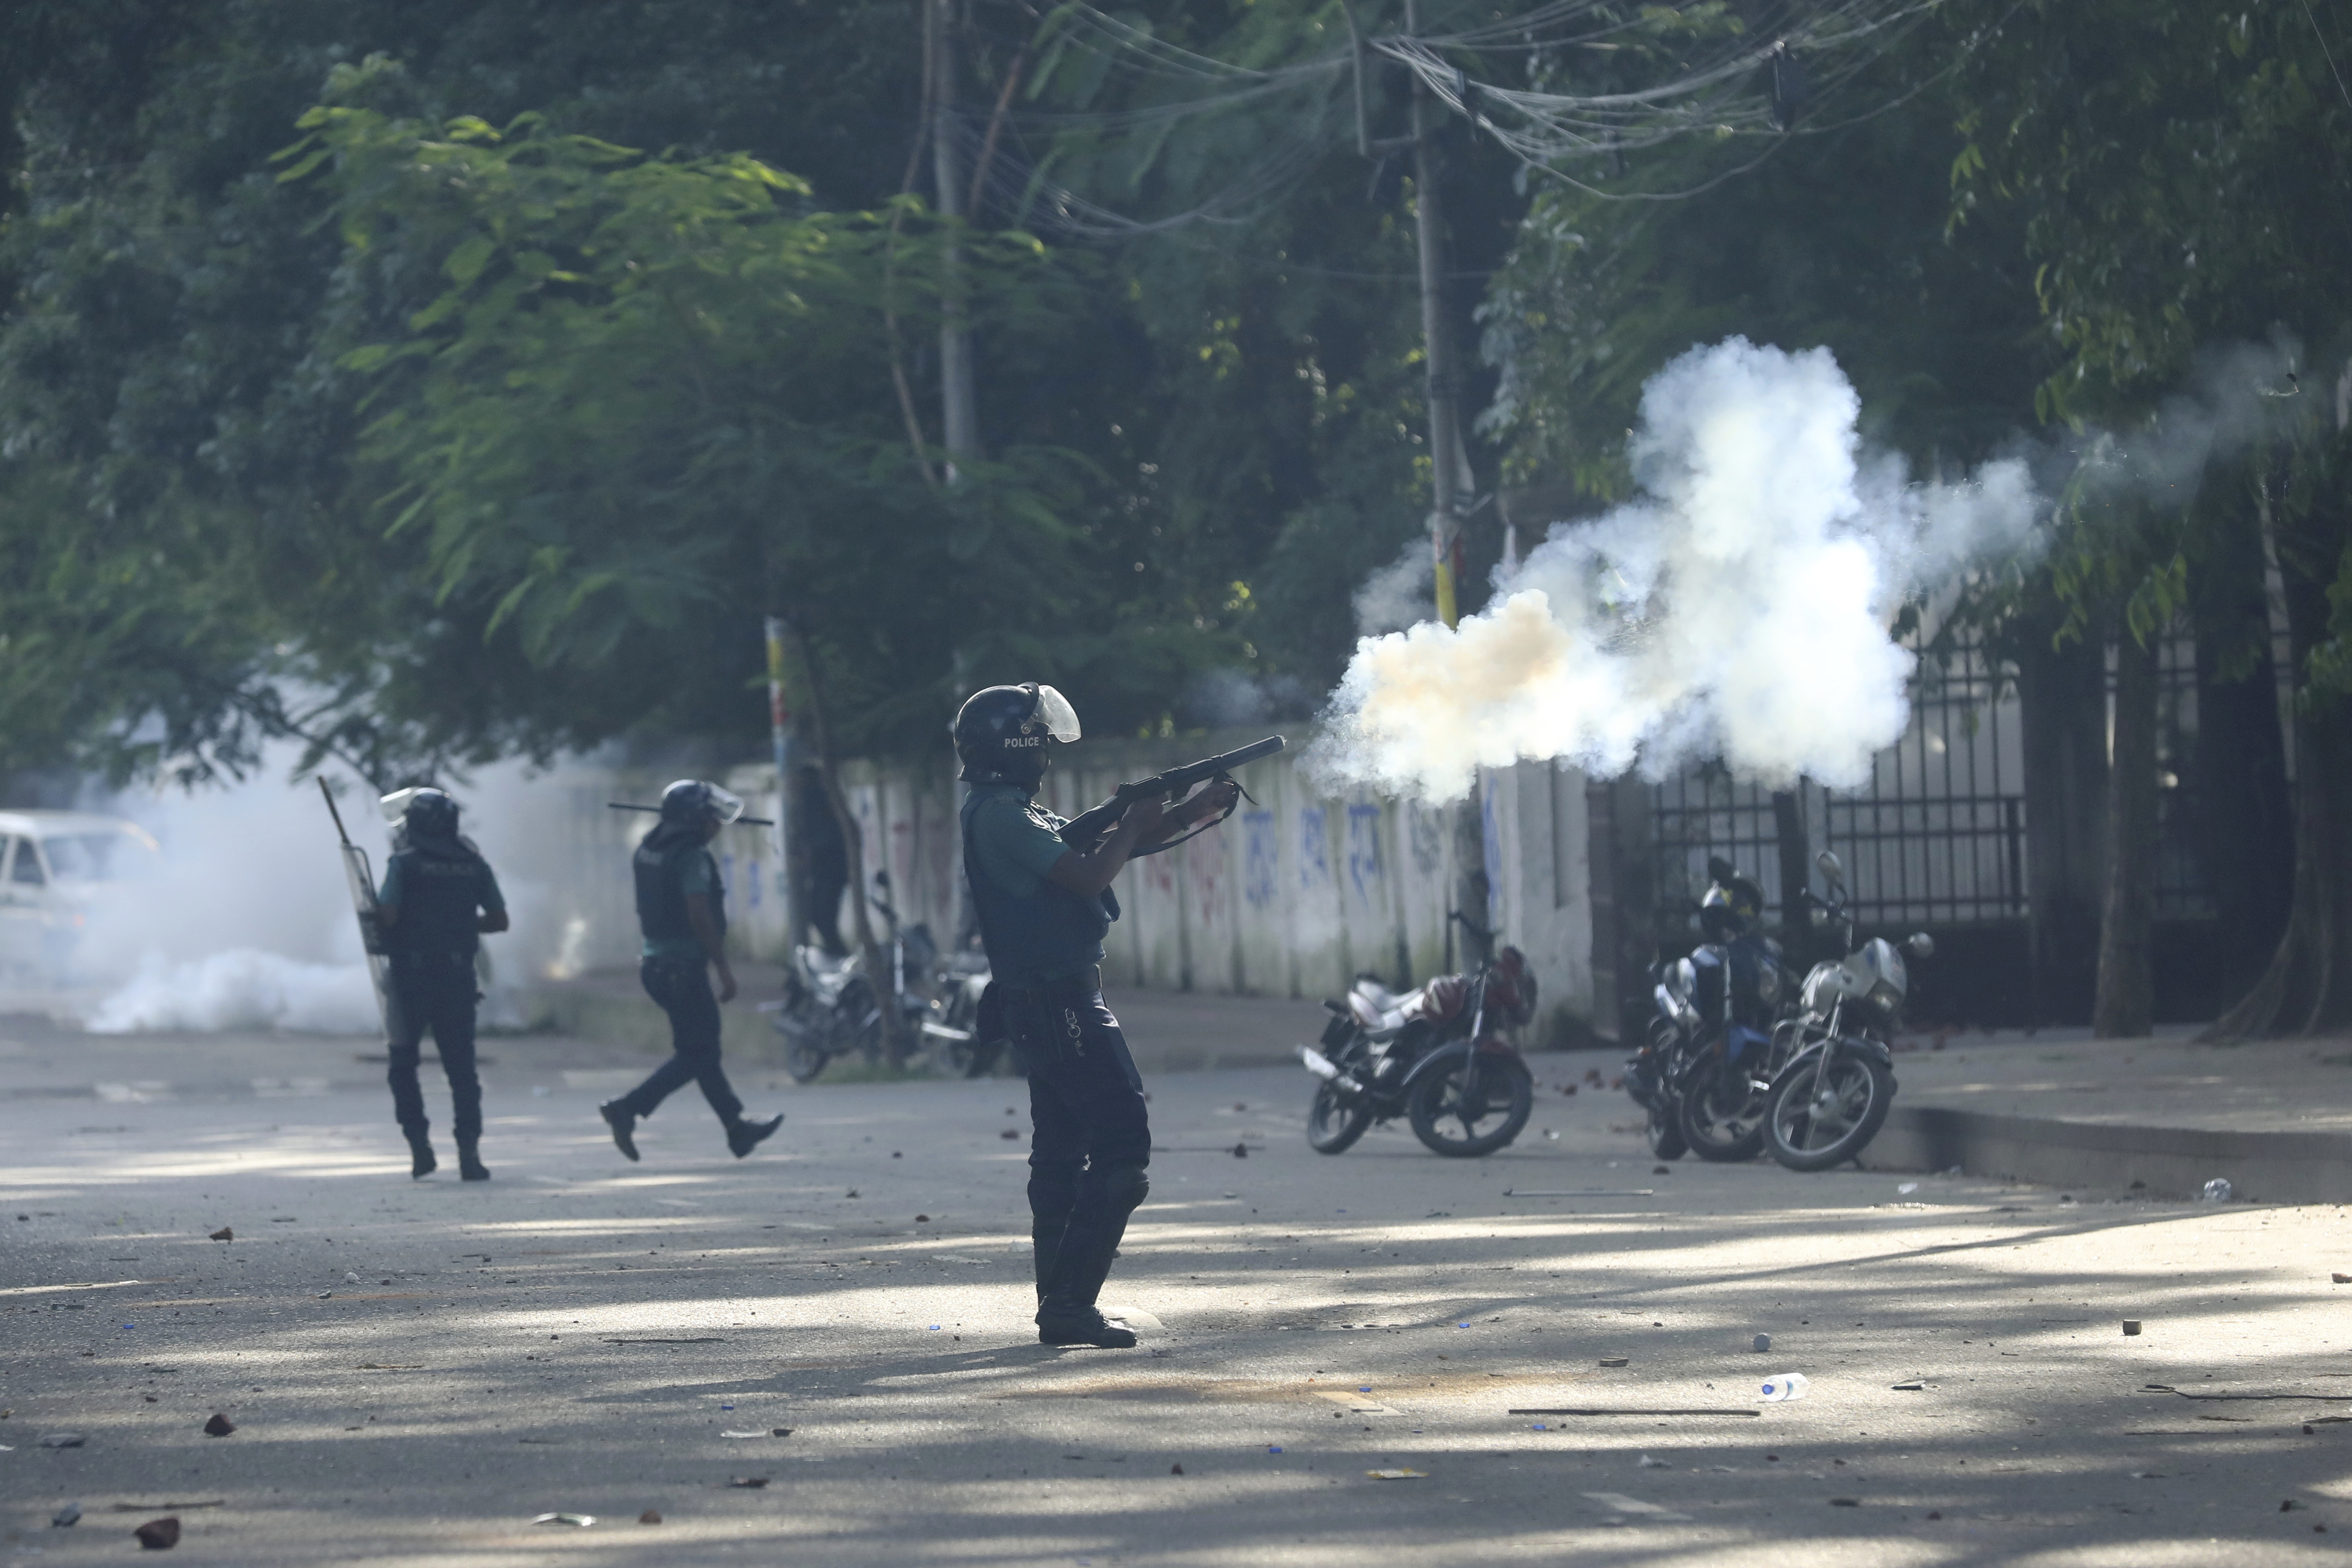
[380, 786, 460, 844]
[1699, 862, 1766, 942]
[659, 779, 746, 826]
[951, 682, 1080, 786]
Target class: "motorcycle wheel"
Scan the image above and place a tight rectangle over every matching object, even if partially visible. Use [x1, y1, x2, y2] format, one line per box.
[1646, 1094, 1688, 1160]
[774, 998, 832, 1084]
[1406, 1054, 1533, 1158]
[1306, 1081, 1374, 1154]
[1764, 1050, 1895, 1171]
[1678, 1055, 1767, 1163]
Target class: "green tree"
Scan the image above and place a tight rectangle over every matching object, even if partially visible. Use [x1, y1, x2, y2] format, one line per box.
[1951, 0, 2352, 1036]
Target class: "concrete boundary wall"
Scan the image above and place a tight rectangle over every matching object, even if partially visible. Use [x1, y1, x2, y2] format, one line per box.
[1869, 1106, 2352, 1204]
[521, 736, 1602, 1045]
[808, 730, 1598, 1045]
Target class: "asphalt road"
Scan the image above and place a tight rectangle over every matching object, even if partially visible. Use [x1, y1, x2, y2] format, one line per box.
[4, 1024, 2350, 1565]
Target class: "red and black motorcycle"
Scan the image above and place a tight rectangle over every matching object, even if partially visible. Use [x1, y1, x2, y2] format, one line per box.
[1295, 944, 1538, 1158]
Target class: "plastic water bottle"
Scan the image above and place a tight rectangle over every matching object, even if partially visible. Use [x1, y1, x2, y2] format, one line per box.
[1759, 1373, 1810, 1403]
[2201, 1178, 2233, 1202]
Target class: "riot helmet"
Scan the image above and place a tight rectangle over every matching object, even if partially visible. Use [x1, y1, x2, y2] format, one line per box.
[951, 682, 1080, 787]
[659, 779, 746, 827]
[1698, 858, 1766, 942]
[380, 786, 461, 846]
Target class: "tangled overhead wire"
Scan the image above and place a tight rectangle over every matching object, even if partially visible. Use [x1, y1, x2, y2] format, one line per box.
[967, 0, 1967, 236]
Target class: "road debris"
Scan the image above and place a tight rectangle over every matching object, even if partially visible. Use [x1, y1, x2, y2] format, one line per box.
[1171, 1463, 1184, 1475]
[1000, 1129, 1021, 1139]
[1366, 1469, 1427, 1479]
[2142, 1383, 2352, 1402]
[1598, 1358, 1629, 1368]
[639, 1510, 662, 1524]
[1637, 1454, 1670, 1468]
[1753, 1334, 1772, 1353]
[719, 1431, 772, 1439]
[1511, 1407, 1761, 1418]
[133, 1516, 180, 1549]
[728, 1477, 769, 1489]
[202, 1413, 236, 1437]
[2201, 1179, 2233, 1202]
[2121, 1321, 2142, 1336]
[1759, 1374, 1809, 1402]
[207, 1227, 232, 1242]
[1891, 1381, 1932, 1391]
[529, 1512, 595, 1526]
[2333, 1273, 2351, 1285]
[601, 1337, 724, 1345]
[39, 1432, 85, 1447]
[1233, 1142, 1249, 1158]
[1829, 1497, 1860, 1507]
[51, 1503, 80, 1527]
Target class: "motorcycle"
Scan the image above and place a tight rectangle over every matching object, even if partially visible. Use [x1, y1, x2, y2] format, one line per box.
[1626, 859, 1791, 1163]
[1760, 850, 1933, 1170]
[771, 871, 939, 1082]
[1295, 939, 1538, 1159]
[917, 943, 1009, 1078]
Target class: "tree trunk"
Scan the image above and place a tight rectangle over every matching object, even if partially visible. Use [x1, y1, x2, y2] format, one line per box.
[2014, 605, 2108, 1023]
[2188, 475, 2294, 1000]
[2207, 515, 2352, 1038]
[783, 615, 914, 1066]
[2093, 629, 2158, 1038]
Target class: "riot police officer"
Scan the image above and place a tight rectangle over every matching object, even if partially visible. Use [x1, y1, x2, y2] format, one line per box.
[954, 683, 1238, 1348]
[377, 788, 507, 1181]
[599, 780, 783, 1162]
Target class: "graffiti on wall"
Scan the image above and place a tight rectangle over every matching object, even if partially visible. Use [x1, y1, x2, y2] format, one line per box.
[1242, 809, 1278, 910]
[1344, 803, 1384, 910]
[1298, 806, 1329, 891]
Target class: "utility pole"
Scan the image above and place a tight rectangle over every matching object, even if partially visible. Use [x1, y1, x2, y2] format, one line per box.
[1363, 0, 1491, 963]
[931, 0, 981, 473]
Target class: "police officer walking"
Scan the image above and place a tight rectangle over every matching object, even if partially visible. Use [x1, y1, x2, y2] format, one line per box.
[954, 683, 1238, 1348]
[599, 780, 783, 1162]
[377, 788, 508, 1181]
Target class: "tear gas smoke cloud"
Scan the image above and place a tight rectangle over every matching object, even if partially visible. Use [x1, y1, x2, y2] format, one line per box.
[8, 744, 572, 1034]
[1316, 338, 2045, 801]
[1353, 544, 1437, 636]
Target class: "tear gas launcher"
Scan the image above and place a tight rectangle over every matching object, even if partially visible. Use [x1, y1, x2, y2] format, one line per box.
[1058, 734, 1285, 852]
[317, 777, 399, 1038]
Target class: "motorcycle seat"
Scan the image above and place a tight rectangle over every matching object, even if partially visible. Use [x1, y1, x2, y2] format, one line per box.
[797, 945, 857, 977]
[1352, 976, 1410, 1012]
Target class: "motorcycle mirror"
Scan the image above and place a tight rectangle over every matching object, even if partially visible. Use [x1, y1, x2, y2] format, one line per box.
[1815, 849, 1846, 886]
[1904, 932, 1936, 958]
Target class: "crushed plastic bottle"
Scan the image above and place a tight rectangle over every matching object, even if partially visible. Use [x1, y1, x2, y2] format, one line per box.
[1759, 1373, 1810, 1403]
[2200, 1178, 2233, 1202]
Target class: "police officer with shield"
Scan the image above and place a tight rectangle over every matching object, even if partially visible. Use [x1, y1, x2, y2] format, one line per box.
[599, 780, 784, 1162]
[954, 683, 1238, 1348]
[376, 788, 508, 1181]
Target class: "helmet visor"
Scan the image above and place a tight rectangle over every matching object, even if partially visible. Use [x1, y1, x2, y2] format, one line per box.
[703, 784, 747, 825]
[1034, 685, 1082, 743]
[378, 787, 427, 823]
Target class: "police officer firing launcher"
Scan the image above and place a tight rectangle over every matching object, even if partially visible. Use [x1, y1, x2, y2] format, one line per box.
[376, 787, 508, 1182]
[955, 683, 1245, 1349]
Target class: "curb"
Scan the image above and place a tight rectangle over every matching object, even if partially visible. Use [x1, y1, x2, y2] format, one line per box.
[1871, 1104, 2352, 1205]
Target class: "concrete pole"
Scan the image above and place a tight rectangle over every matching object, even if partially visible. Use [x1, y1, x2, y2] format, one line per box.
[931, 0, 981, 473]
[1404, 0, 1491, 964]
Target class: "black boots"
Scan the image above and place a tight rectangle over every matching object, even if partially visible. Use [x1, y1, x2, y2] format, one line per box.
[726, 1113, 784, 1159]
[599, 1101, 640, 1162]
[457, 1139, 491, 1182]
[406, 1133, 437, 1180]
[1034, 1161, 1149, 1348]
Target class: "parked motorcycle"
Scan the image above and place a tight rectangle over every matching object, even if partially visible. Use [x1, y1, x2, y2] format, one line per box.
[1626, 859, 1790, 1163]
[771, 871, 939, 1082]
[1761, 850, 1933, 1170]
[1296, 941, 1538, 1159]
[917, 944, 1009, 1077]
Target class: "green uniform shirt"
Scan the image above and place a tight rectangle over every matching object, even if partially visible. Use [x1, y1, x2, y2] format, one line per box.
[965, 786, 1076, 898]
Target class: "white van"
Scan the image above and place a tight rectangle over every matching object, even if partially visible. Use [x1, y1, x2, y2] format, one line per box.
[0, 811, 162, 982]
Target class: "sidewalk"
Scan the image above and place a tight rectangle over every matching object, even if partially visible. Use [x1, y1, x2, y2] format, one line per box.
[1872, 1027, 2352, 1205]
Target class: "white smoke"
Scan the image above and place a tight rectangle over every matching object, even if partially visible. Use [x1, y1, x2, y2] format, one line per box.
[1317, 338, 2043, 801]
[1353, 540, 1437, 635]
[9, 742, 584, 1035]
[87, 950, 379, 1033]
